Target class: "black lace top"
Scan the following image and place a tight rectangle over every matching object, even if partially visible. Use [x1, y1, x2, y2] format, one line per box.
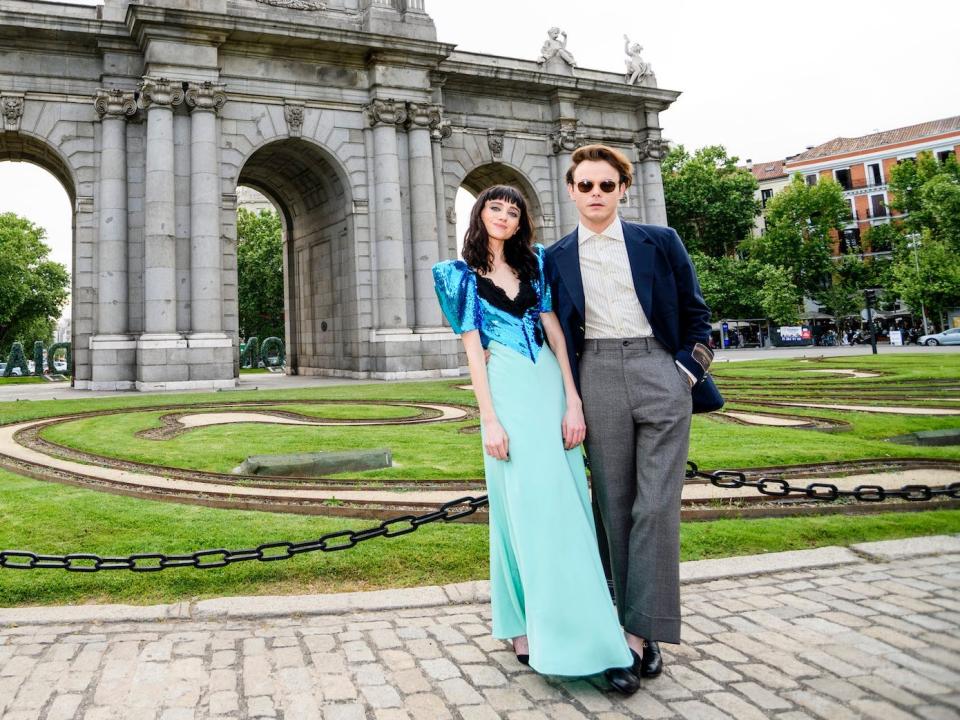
[475, 275, 539, 318]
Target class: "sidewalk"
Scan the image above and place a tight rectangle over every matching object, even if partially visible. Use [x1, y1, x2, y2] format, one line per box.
[1, 536, 958, 719]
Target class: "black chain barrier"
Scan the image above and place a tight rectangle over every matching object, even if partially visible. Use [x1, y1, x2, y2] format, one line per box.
[2, 464, 957, 573]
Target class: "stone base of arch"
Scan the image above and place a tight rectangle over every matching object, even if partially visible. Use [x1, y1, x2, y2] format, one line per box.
[79, 333, 237, 392]
[295, 329, 466, 381]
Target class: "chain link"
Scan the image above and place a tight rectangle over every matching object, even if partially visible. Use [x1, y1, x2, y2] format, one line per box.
[0, 495, 489, 572]
[2, 465, 956, 573]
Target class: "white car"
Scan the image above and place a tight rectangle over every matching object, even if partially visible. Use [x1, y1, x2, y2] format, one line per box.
[920, 328, 960, 346]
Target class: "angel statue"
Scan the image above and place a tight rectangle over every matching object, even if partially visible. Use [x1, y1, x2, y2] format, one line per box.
[539, 27, 577, 68]
[624, 35, 655, 85]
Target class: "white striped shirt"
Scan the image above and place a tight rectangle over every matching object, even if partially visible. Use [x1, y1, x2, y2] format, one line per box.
[577, 217, 653, 339]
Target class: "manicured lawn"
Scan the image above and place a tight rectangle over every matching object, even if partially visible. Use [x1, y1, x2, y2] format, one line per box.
[1, 469, 957, 607]
[1, 353, 958, 606]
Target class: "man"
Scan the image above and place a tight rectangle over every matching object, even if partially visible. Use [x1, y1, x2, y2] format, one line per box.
[544, 144, 714, 679]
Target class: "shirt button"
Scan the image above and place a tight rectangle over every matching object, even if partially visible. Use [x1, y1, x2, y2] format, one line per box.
[622, 340, 630, 347]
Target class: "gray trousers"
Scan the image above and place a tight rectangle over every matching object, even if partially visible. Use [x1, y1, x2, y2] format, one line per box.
[580, 337, 692, 644]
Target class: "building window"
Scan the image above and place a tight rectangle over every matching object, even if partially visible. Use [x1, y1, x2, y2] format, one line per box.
[847, 199, 856, 222]
[867, 162, 882, 186]
[841, 228, 861, 254]
[870, 194, 887, 218]
[937, 149, 956, 164]
[761, 188, 773, 208]
[834, 168, 852, 191]
[805, 173, 818, 186]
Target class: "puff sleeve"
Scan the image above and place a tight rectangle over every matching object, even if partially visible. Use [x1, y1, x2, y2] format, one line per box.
[433, 260, 481, 334]
[535, 244, 553, 314]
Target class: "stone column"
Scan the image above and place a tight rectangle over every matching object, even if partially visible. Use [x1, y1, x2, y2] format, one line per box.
[430, 113, 452, 260]
[140, 77, 183, 337]
[406, 102, 442, 329]
[89, 89, 138, 391]
[185, 81, 226, 334]
[636, 105, 669, 227]
[551, 119, 581, 233]
[93, 89, 136, 337]
[365, 99, 408, 330]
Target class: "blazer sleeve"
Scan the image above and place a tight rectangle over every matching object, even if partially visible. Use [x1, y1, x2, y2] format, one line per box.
[664, 229, 714, 382]
[432, 260, 481, 335]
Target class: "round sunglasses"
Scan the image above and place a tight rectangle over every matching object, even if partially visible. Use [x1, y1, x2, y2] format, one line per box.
[575, 179, 620, 193]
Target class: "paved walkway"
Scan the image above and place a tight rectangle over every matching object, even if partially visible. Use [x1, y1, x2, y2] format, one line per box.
[1, 536, 958, 720]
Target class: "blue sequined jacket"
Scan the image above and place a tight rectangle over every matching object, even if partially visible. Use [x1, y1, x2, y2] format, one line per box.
[432, 244, 552, 362]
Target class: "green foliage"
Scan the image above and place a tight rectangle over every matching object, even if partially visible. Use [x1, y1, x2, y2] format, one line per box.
[32, 341, 44, 376]
[888, 151, 960, 250]
[47, 342, 72, 376]
[3, 342, 28, 377]
[260, 336, 285, 367]
[744, 175, 849, 298]
[0, 212, 69, 357]
[814, 254, 894, 318]
[237, 207, 284, 342]
[662, 145, 760, 257]
[890, 232, 960, 327]
[885, 152, 960, 326]
[690, 253, 799, 324]
[240, 336, 259, 368]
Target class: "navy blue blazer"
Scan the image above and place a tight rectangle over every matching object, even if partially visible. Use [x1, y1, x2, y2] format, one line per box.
[544, 220, 714, 394]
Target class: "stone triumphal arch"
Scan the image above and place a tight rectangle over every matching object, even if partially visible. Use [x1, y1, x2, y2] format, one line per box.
[0, 0, 679, 390]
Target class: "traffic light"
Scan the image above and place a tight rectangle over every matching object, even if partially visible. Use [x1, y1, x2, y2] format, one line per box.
[864, 288, 877, 306]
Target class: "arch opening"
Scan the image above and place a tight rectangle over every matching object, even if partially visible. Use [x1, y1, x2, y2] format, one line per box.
[236, 138, 355, 377]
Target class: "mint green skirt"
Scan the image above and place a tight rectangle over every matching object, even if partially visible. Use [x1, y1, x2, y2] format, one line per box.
[482, 341, 632, 676]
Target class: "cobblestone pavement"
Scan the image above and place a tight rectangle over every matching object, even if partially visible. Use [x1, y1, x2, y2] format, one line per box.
[1, 547, 958, 719]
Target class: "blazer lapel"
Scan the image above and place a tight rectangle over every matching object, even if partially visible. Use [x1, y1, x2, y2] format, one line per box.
[623, 223, 655, 322]
[553, 231, 586, 318]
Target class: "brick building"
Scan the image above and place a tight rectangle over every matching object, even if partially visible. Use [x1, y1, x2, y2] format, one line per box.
[783, 116, 960, 256]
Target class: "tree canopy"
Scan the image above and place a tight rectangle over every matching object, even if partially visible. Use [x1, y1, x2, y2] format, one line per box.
[0, 212, 69, 357]
[236, 206, 285, 342]
[743, 174, 850, 299]
[662, 145, 760, 258]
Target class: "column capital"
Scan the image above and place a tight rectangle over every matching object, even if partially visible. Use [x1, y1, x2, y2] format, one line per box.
[185, 81, 227, 113]
[139, 77, 185, 110]
[94, 89, 137, 120]
[635, 135, 669, 161]
[364, 98, 407, 128]
[405, 102, 438, 130]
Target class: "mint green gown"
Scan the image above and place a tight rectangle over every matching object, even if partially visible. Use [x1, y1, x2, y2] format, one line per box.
[433, 245, 632, 677]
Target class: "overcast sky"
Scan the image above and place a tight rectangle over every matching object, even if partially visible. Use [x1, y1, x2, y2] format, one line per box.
[2, 0, 957, 273]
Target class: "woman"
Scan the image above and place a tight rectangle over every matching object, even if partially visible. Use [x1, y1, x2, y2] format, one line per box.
[433, 186, 637, 693]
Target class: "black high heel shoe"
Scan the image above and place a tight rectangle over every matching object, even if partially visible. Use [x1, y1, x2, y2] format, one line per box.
[515, 652, 530, 666]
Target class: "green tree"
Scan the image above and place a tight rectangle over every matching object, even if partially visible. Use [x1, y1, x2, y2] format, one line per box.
[690, 252, 800, 324]
[662, 145, 760, 257]
[890, 232, 960, 331]
[886, 151, 960, 326]
[888, 151, 960, 250]
[0, 212, 69, 358]
[236, 207, 284, 342]
[744, 174, 850, 299]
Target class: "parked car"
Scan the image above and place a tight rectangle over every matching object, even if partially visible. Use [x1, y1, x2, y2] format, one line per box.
[53, 359, 67, 372]
[919, 328, 960, 346]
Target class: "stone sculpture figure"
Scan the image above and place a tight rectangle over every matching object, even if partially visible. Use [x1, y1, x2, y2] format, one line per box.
[539, 27, 576, 68]
[624, 35, 655, 85]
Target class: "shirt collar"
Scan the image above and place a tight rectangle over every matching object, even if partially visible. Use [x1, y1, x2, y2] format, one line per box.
[577, 216, 624, 245]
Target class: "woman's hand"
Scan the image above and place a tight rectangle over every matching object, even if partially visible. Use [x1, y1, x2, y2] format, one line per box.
[562, 401, 586, 450]
[483, 417, 510, 461]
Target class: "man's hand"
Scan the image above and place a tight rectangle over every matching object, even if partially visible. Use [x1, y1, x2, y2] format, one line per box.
[562, 403, 587, 450]
[483, 417, 510, 461]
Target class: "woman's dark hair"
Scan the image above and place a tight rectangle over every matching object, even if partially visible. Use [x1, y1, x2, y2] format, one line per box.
[461, 185, 537, 280]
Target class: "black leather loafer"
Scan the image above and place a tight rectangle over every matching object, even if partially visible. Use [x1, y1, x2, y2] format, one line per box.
[515, 653, 529, 666]
[604, 665, 640, 695]
[634, 640, 662, 678]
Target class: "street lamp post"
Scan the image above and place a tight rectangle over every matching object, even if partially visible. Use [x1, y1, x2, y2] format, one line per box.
[906, 232, 930, 334]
